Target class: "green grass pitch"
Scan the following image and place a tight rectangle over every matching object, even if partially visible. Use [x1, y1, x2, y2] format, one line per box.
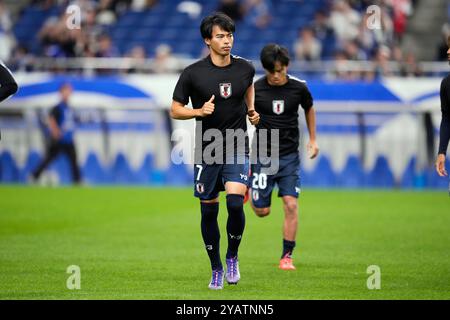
[0, 186, 449, 300]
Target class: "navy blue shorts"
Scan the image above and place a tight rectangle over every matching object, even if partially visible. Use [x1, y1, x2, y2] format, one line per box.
[193, 155, 250, 200]
[250, 153, 301, 208]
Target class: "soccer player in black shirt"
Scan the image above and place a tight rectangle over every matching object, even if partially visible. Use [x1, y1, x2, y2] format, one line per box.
[436, 35, 450, 180]
[250, 44, 319, 270]
[0, 60, 18, 140]
[170, 12, 259, 289]
[0, 60, 18, 103]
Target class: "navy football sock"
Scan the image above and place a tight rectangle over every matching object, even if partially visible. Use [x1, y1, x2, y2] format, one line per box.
[282, 239, 296, 259]
[200, 202, 222, 270]
[226, 194, 245, 259]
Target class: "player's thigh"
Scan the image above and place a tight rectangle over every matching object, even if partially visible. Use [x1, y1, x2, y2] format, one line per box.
[193, 163, 222, 200]
[222, 155, 251, 196]
[250, 161, 275, 209]
[277, 154, 301, 199]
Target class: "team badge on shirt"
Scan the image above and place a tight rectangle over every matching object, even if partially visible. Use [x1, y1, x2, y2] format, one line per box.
[196, 182, 205, 194]
[272, 100, 284, 115]
[219, 83, 232, 99]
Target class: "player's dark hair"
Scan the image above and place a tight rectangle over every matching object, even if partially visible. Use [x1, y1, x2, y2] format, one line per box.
[200, 12, 235, 39]
[260, 44, 290, 72]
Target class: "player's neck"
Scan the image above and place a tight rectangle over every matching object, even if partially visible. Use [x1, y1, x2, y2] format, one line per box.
[209, 52, 231, 67]
[267, 77, 288, 86]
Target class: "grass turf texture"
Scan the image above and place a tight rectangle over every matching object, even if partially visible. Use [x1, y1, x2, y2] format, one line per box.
[0, 186, 449, 300]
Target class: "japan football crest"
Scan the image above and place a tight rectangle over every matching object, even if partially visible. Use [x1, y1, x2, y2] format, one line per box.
[219, 83, 232, 99]
[272, 100, 284, 115]
[196, 183, 204, 194]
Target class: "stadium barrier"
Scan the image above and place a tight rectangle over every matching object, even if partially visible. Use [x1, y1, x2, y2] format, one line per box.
[0, 73, 448, 189]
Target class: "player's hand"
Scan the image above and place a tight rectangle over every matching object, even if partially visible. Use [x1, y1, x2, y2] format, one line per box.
[248, 109, 260, 125]
[199, 95, 215, 117]
[435, 154, 448, 177]
[307, 140, 319, 159]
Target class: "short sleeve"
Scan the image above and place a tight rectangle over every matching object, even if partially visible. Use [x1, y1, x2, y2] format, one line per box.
[172, 68, 192, 105]
[300, 84, 313, 111]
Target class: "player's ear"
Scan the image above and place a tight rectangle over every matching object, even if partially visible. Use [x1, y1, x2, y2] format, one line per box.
[204, 38, 211, 47]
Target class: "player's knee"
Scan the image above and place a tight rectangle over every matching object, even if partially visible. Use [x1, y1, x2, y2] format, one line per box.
[254, 207, 270, 217]
[284, 201, 298, 215]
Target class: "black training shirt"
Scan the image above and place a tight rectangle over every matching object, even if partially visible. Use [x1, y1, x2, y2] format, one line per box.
[439, 74, 450, 155]
[253, 75, 313, 157]
[173, 54, 255, 157]
[0, 60, 18, 102]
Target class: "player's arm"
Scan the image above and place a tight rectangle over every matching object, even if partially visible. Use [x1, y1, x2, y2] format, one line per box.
[305, 106, 319, 159]
[436, 79, 449, 176]
[0, 61, 18, 102]
[245, 84, 259, 125]
[170, 95, 215, 120]
[48, 115, 61, 140]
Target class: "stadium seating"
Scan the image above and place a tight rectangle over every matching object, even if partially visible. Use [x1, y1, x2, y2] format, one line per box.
[13, 0, 330, 59]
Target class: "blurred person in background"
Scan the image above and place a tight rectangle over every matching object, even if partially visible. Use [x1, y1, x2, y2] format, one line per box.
[436, 35, 450, 180]
[244, 0, 272, 29]
[31, 83, 81, 184]
[217, 0, 244, 22]
[293, 27, 322, 61]
[125, 45, 147, 73]
[153, 44, 181, 73]
[0, 0, 15, 62]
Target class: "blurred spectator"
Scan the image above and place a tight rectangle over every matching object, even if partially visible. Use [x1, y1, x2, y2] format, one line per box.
[329, 0, 361, 44]
[152, 44, 180, 73]
[95, 33, 119, 57]
[294, 27, 322, 61]
[310, 10, 334, 42]
[125, 45, 147, 73]
[217, 0, 244, 22]
[401, 52, 422, 77]
[244, 0, 272, 29]
[131, 0, 158, 11]
[0, 0, 15, 61]
[437, 24, 450, 61]
[372, 45, 393, 78]
[8, 45, 34, 72]
[343, 40, 367, 61]
[392, 0, 413, 43]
